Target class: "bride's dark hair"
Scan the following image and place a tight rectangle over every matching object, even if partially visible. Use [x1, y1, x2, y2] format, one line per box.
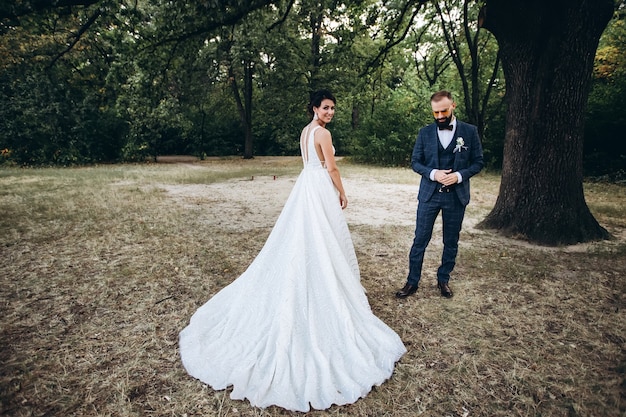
[307, 89, 336, 116]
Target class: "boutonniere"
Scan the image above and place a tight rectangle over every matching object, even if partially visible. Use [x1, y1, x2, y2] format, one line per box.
[453, 137, 468, 153]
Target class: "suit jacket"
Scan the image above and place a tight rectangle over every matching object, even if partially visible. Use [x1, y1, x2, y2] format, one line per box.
[411, 120, 484, 206]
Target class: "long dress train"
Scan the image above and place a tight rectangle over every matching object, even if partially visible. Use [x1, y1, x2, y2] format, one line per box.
[179, 125, 406, 412]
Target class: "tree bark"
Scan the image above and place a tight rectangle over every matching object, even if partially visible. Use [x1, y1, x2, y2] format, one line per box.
[478, 0, 614, 245]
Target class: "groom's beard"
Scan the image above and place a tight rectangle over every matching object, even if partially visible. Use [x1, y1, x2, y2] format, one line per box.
[435, 115, 453, 129]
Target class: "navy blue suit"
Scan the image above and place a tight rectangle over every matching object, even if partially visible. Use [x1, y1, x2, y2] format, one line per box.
[406, 120, 484, 287]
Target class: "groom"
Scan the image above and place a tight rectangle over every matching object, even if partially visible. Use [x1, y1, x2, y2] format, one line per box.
[396, 91, 484, 299]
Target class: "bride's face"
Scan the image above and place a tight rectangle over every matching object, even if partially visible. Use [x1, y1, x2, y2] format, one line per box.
[314, 99, 335, 125]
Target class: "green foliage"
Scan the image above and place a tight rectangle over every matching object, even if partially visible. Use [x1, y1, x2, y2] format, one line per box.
[0, 65, 126, 165]
[480, 109, 506, 170]
[584, 11, 626, 176]
[0, 0, 621, 178]
[351, 88, 429, 166]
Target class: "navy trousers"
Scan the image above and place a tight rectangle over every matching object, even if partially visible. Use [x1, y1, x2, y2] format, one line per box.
[407, 190, 466, 287]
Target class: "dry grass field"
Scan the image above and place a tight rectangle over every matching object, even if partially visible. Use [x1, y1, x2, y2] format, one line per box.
[1, 157, 625, 417]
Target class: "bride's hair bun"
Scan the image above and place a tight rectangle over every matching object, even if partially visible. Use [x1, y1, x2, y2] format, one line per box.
[307, 89, 336, 116]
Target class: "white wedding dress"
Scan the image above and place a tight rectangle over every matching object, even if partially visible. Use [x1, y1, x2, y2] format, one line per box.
[179, 125, 406, 412]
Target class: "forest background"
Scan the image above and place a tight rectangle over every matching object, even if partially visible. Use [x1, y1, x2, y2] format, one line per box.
[0, 0, 624, 177]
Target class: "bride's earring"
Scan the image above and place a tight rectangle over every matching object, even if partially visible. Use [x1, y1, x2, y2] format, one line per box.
[313, 113, 318, 121]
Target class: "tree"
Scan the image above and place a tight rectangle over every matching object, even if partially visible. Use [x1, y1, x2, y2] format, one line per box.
[224, 25, 256, 159]
[478, 0, 614, 245]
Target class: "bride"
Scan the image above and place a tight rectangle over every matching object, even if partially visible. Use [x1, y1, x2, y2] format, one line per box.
[179, 89, 406, 412]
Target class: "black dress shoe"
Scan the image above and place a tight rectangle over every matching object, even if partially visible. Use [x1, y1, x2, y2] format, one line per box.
[396, 283, 418, 298]
[437, 282, 453, 298]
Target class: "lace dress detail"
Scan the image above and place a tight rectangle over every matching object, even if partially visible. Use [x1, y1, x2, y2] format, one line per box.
[179, 125, 406, 412]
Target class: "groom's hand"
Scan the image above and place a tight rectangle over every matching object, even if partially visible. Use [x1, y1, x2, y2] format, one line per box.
[435, 169, 458, 186]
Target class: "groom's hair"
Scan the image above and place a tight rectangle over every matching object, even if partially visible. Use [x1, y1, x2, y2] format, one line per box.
[431, 90, 453, 102]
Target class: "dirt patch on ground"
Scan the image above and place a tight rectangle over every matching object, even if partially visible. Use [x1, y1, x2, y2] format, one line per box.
[159, 165, 617, 252]
[160, 175, 419, 230]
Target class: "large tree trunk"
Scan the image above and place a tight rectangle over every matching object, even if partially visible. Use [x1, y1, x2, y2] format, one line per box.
[478, 0, 614, 245]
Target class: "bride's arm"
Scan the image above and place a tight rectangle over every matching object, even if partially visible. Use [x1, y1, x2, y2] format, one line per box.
[316, 128, 348, 209]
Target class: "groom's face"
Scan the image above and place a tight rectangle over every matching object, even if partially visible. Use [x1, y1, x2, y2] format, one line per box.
[431, 98, 456, 128]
